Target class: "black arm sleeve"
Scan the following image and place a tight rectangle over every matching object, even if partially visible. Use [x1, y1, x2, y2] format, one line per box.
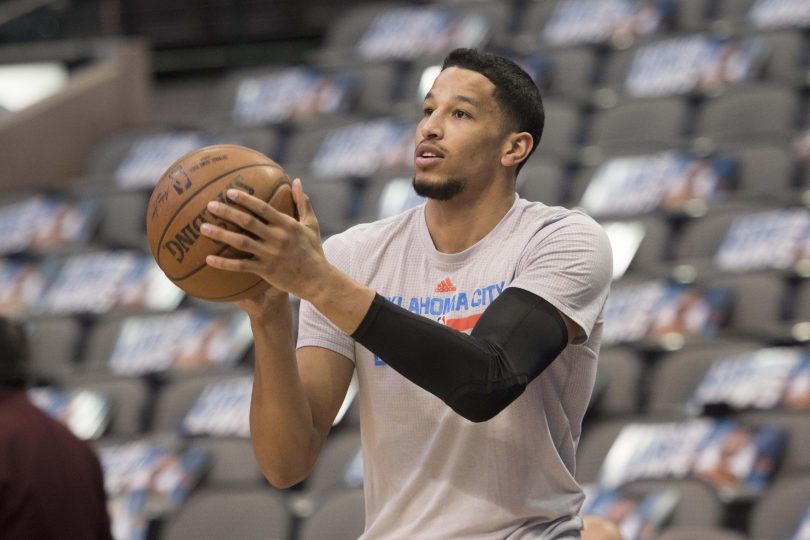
[351, 287, 569, 422]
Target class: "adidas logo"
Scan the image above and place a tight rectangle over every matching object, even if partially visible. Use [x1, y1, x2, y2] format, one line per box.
[434, 277, 457, 293]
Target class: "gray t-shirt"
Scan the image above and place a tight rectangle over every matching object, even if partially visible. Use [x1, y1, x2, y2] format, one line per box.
[298, 195, 612, 539]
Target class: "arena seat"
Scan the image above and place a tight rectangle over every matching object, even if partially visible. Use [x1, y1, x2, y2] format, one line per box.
[695, 85, 800, 149]
[749, 475, 810, 540]
[586, 96, 689, 156]
[645, 340, 765, 414]
[516, 157, 566, 207]
[590, 346, 644, 417]
[657, 526, 748, 540]
[188, 437, 265, 486]
[24, 315, 83, 383]
[65, 374, 151, 438]
[297, 488, 365, 540]
[161, 487, 291, 540]
[621, 478, 727, 528]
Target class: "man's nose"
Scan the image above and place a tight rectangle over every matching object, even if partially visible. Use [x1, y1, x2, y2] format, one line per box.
[420, 112, 443, 139]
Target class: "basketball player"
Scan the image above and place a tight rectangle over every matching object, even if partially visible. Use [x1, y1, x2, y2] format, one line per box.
[201, 48, 612, 539]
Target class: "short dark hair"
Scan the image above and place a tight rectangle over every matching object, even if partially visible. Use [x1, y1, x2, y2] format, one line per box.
[441, 48, 544, 174]
[0, 316, 29, 388]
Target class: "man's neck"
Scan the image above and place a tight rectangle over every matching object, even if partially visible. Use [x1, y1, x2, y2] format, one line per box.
[424, 184, 516, 254]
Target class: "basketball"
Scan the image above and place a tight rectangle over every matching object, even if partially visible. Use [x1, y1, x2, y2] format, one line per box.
[146, 144, 297, 301]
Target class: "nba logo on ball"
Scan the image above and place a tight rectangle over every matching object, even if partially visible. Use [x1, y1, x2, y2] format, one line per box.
[168, 166, 193, 195]
[146, 144, 297, 302]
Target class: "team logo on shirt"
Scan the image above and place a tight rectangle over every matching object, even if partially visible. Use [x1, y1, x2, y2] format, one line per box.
[434, 277, 457, 293]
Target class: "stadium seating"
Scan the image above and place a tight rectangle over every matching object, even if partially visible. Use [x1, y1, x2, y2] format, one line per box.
[1, 0, 807, 538]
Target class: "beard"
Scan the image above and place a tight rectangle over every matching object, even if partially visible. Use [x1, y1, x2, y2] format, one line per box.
[412, 176, 466, 201]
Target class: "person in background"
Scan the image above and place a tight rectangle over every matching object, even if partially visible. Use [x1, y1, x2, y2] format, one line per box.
[0, 316, 112, 540]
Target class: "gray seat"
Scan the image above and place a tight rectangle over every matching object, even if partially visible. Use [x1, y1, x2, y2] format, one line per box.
[298, 488, 365, 540]
[621, 478, 726, 528]
[24, 315, 83, 383]
[536, 98, 582, 160]
[727, 144, 795, 203]
[713, 0, 756, 31]
[65, 374, 150, 437]
[95, 190, 149, 250]
[695, 85, 799, 149]
[310, 1, 407, 65]
[602, 214, 673, 276]
[576, 418, 631, 484]
[305, 180, 361, 236]
[590, 347, 644, 417]
[665, 206, 766, 280]
[81, 314, 128, 374]
[749, 475, 810, 540]
[674, 0, 715, 32]
[646, 340, 764, 414]
[516, 157, 565, 206]
[657, 526, 748, 540]
[281, 119, 361, 171]
[189, 437, 264, 486]
[794, 280, 810, 321]
[305, 429, 363, 498]
[545, 46, 599, 103]
[151, 371, 250, 433]
[710, 273, 789, 338]
[757, 29, 808, 83]
[598, 44, 638, 94]
[737, 411, 810, 479]
[162, 487, 290, 540]
[587, 96, 688, 155]
[149, 76, 217, 127]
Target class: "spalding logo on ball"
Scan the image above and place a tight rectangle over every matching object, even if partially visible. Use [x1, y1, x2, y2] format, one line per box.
[146, 144, 297, 301]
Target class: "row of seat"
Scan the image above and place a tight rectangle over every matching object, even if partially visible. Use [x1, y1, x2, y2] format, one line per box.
[147, 474, 810, 540]
[94, 425, 810, 540]
[145, 80, 809, 174]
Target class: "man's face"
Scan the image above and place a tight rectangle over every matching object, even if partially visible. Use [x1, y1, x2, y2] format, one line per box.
[413, 67, 510, 201]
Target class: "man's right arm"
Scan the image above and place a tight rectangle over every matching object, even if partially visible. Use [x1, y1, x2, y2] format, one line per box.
[242, 293, 354, 488]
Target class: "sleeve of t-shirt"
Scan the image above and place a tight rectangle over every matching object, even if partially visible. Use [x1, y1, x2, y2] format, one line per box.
[296, 234, 356, 362]
[509, 211, 613, 345]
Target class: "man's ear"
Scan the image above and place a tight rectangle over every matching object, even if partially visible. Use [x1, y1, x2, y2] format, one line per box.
[501, 132, 533, 168]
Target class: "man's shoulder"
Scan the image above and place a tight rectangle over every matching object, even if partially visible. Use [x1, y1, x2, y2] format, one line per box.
[518, 199, 606, 237]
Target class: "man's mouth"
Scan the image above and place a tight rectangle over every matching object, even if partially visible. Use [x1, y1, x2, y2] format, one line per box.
[415, 144, 445, 168]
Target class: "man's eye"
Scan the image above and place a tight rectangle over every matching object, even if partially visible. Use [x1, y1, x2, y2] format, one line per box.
[453, 110, 468, 118]
[423, 108, 434, 117]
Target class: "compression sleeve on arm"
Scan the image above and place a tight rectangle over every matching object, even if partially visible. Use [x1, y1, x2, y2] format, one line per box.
[350, 287, 569, 422]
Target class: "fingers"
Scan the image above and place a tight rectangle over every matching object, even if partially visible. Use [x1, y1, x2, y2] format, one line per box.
[292, 178, 321, 234]
[199, 221, 267, 255]
[205, 253, 266, 274]
[223, 189, 294, 227]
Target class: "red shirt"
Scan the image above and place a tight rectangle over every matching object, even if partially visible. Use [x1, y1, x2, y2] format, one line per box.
[0, 388, 112, 540]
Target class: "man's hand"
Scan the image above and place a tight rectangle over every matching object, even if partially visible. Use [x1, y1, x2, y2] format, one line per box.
[200, 178, 328, 302]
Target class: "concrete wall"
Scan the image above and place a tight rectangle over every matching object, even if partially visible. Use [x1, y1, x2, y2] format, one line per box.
[0, 38, 152, 190]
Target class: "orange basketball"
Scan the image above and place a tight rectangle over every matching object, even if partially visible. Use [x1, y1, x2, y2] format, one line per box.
[146, 144, 297, 301]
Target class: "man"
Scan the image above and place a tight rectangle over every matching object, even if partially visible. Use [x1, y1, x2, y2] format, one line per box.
[201, 48, 612, 538]
[0, 317, 112, 540]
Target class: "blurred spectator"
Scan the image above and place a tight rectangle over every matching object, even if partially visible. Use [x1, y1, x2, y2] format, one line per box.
[0, 316, 112, 539]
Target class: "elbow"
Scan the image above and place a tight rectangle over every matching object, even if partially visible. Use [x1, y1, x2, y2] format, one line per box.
[253, 443, 318, 489]
[260, 461, 313, 489]
[448, 377, 527, 423]
[264, 471, 307, 490]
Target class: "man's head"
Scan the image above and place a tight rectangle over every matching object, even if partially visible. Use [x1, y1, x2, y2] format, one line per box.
[0, 316, 29, 388]
[413, 48, 544, 201]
